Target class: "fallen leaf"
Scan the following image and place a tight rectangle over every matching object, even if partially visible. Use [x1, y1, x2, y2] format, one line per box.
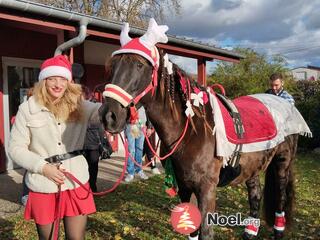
[109, 219, 117, 224]
[114, 234, 122, 240]
[123, 226, 130, 235]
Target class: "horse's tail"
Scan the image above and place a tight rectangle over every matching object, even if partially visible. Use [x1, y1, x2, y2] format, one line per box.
[264, 137, 297, 228]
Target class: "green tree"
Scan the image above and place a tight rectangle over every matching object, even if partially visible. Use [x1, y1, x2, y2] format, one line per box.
[208, 48, 298, 98]
[32, 0, 181, 27]
[295, 80, 320, 149]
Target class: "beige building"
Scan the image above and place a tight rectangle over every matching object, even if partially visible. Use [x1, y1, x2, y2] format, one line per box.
[291, 66, 320, 81]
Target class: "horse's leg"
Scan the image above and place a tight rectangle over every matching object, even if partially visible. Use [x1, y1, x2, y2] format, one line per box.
[242, 175, 261, 240]
[273, 153, 294, 240]
[196, 182, 218, 240]
[194, 156, 224, 240]
[177, 181, 192, 203]
[264, 136, 297, 240]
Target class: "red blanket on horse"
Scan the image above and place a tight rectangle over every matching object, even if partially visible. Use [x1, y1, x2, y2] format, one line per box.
[217, 96, 277, 144]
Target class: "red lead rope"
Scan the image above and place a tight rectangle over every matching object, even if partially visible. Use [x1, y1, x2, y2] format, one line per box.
[51, 140, 129, 240]
[142, 118, 190, 161]
[52, 185, 61, 240]
[141, 71, 192, 161]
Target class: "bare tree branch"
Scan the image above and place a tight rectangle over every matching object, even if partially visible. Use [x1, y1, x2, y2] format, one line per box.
[31, 0, 181, 27]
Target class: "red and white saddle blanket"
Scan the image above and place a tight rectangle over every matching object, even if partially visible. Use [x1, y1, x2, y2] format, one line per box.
[217, 95, 277, 144]
[208, 91, 312, 164]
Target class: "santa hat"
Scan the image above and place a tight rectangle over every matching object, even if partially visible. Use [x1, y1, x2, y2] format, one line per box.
[38, 55, 72, 81]
[112, 18, 169, 66]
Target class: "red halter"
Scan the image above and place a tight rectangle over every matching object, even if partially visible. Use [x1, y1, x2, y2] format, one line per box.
[103, 48, 159, 120]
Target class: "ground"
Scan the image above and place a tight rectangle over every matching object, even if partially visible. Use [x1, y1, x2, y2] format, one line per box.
[0, 152, 319, 239]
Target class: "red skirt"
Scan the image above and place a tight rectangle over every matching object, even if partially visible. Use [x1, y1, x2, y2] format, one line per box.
[24, 183, 96, 225]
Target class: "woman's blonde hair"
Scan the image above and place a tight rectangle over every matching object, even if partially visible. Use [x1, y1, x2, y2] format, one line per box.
[33, 80, 83, 122]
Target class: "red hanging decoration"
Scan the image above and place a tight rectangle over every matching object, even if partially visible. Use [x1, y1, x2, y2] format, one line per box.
[129, 105, 139, 123]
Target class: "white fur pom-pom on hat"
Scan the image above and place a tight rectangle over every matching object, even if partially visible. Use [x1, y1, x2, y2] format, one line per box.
[38, 55, 72, 81]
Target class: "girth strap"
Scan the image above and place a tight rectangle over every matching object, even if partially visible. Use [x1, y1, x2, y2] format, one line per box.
[216, 93, 245, 139]
[215, 93, 244, 167]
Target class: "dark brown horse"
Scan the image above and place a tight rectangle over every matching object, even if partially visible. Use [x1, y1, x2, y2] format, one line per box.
[99, 50, 305, 239]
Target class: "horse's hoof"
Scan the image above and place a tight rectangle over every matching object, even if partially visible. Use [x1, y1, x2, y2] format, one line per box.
[188, 235, 199, 240]
[274, 229, 284, 239]
[242, 232, 256, 240]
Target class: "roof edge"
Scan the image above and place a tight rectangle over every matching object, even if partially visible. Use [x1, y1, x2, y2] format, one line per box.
[0, 0, 243, 60]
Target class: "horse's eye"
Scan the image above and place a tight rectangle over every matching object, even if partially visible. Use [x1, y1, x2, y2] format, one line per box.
[137, 62, 143, 69]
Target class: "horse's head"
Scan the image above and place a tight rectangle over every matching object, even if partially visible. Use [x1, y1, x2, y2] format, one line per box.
[99, 54, 154, 133]
[99, 19, 169, 133]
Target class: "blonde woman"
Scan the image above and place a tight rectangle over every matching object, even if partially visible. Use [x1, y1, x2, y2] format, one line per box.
[8, 55, 100, 239]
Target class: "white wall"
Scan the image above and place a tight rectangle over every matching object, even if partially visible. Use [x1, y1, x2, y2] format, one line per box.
[291, 67, 320, 81]
[84, 40, 118, 65]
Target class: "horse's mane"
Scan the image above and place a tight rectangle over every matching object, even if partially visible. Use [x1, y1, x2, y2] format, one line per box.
[158, 50, 206, 103]
[157, 50, 212, 133]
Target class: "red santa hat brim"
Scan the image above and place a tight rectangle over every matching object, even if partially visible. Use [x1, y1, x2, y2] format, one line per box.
[112, 48, 156, 66]
[38, 55, 72, 81]
[112, 38, 159, 66]
[38, 65, 72, 81]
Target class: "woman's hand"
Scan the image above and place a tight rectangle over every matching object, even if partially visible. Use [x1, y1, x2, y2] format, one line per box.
[42, 163, 66, 185]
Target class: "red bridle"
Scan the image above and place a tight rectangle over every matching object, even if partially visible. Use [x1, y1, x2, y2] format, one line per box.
[103, 48, 159, 109]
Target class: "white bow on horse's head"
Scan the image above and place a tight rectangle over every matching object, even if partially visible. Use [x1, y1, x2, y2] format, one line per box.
[113, 18, 169, 67]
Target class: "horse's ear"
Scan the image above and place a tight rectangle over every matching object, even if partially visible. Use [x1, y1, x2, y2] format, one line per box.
[120, 22, 132, 46]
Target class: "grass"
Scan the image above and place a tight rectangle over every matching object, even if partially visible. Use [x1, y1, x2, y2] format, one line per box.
[0, 152, 319, 239]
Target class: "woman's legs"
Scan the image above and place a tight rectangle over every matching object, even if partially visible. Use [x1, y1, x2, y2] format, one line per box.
[36, 223, 54, 240]
[36, 215, 87, 240]
[64, 215, 87, 240]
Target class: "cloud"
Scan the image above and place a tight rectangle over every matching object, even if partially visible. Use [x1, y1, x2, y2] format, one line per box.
[169, 55, 219, 75]
[209, 0, 243, 11]
[168, 55, 197, 74]
[165, 0, 320, 71]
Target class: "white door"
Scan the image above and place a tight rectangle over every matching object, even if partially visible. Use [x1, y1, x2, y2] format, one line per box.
[2, 57, 42, 170]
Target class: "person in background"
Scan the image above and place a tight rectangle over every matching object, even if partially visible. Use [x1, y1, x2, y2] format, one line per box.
[143, 129, 161, 175]
[124, 106, 152, 182]
[82, 86, 112, 192]
[8, 55, 100, 239]
[265, 73, 295, 105]
[83, 121, 110, 192]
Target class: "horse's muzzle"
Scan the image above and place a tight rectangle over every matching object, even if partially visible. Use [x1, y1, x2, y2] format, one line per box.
[99, 100, 127, 133]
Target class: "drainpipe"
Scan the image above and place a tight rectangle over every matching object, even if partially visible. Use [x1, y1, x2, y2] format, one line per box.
[54, 18, 88, 56]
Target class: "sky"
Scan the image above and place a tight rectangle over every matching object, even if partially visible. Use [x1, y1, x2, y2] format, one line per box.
[165, 0, 320, 74]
